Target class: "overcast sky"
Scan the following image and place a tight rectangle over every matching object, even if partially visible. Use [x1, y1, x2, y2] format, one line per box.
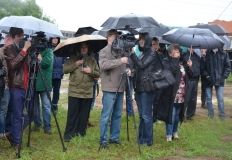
[35, 0, 232, 31]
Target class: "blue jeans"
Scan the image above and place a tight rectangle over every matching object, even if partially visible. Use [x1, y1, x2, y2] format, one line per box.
[206, 86, 225, 118]
[0, 88, 10, 133]
[6, 88, 25, 145]
[166, 103, 182, 137]
[135, 91, 154, 145]
[33, 91, 51, 131]
[100, 91, 123, 144]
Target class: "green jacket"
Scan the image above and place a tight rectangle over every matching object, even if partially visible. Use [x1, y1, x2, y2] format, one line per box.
[64, 54, 99, 98]
[36, 48, 53, 92]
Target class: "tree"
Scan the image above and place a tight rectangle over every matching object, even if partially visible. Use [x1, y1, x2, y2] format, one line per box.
[0, 0, 54, 22]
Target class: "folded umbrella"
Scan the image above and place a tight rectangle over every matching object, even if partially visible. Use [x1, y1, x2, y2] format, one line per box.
[54, 34, 107, 57]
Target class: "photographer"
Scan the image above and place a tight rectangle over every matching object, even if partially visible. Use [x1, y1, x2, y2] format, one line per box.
[33, 46, 53, 134]
[4, 27, 31, 151]
[99, 29, 128, 148]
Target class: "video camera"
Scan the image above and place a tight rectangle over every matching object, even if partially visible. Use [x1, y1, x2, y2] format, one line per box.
[112, 33, 137, 53]
[20, 32, 49, 57]
[30, 32, 49, 54]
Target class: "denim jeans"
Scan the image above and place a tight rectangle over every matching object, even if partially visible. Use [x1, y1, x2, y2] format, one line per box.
[6, 88, 25, 145]
[33, 91, 51, 131]
[206, 86, 225, 118]
[0, 88, 10, 133]
[166, 103, 182, 137]
[135, 91, 154, 145]
[100, 91, 123, 144]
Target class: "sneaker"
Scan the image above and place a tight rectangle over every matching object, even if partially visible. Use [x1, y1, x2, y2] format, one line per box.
[173, 132, 179, 139]
[166, 136, 172, 142]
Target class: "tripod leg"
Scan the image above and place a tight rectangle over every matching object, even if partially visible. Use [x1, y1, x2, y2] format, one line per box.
[37, 65, 66, 152]
[126, 111, 129, 141]
[126, 75, 141, 154]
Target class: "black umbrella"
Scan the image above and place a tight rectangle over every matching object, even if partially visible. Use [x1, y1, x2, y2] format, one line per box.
[189, 24, 231, 49]
[189, 24, 229, 36]
[101, 13, 160, 29]
[54, 35, 107, 57]
[75, 26, 97, 37]
[162, 28, 224, 49]
[137, 25, 170, 37]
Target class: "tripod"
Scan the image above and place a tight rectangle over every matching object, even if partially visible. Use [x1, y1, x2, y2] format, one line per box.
[17, 53, 66, 158]
[98, 71, 141, 154]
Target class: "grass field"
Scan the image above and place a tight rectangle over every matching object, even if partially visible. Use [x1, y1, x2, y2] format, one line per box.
[1, 77, 232, 159]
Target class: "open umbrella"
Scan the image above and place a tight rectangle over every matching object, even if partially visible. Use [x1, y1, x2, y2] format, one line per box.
[54, 34, 107, 57]
[137, 25, 170, 37]
[162, 28, 224, 49]
[75, 26, 97, 37]
[189, 24, 231, 49]
[101, 13, 160, 29]
[0, 16, 63, 37]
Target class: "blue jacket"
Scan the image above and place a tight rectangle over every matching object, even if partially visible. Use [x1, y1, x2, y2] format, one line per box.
[52, 55, 65, 79]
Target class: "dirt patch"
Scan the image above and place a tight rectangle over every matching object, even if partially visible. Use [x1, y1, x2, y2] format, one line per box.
[221, 134, 232, 143]
[159, 157, 222, 160]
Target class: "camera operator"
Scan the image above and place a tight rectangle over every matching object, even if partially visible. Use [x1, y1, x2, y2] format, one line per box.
[99, 29, 128, 148]
[33, 43, 53, 134]
[3, 27, 31, 151]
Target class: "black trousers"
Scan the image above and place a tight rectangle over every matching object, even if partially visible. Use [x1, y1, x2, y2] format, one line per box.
[52, 78, 62, 110]
[64, 97, 92, 139]
[185, 80, 199, 118]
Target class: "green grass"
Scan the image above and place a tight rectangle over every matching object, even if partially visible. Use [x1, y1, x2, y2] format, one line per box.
[1, 97, 232, 159]
[226, 73, 232, 83]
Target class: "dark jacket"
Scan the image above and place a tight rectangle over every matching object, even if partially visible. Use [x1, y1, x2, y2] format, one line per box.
[4, 44, 29, 89]
[130, 35, 160, 92]
[52, 55, 65, 79]
[202, 49, 231, 87]
[130, 51, 160, 92]
[183, 51, 201, 80]
[154, 57, 188, 124]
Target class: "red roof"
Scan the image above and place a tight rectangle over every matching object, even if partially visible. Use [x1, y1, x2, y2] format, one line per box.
[209, 20, 232, 35]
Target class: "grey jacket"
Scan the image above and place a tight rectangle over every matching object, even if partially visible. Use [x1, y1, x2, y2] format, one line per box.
[99, 45, 126, 92]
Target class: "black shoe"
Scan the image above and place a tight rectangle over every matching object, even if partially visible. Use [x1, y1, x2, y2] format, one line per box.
[201, 104, 207, 109]
[5, 134, 14, 147]
[44, 129, 52, 135]
[14, 144, 21, 158]
[109, 139, 121, 145]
